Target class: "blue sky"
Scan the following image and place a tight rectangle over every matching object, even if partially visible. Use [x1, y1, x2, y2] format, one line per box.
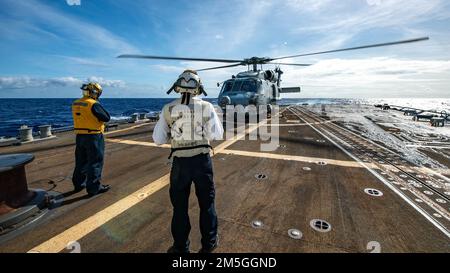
[1, 0, 450, 98]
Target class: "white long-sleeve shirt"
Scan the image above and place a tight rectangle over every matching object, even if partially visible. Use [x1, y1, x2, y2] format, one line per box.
[152, 97, 224, 145]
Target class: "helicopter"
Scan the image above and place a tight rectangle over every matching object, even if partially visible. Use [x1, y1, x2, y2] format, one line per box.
[117, 37, 429, 114]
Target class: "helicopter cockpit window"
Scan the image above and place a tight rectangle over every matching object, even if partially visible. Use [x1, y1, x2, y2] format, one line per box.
[231, 81, 243, 92]
[222, 81, 233, 93]
[222, 80, 258, 93]
[241, 80, 257, 92]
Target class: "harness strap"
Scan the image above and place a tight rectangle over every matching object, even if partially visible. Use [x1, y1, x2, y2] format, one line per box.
[181, 93, 191, 105]
[74, 128, 101, 133]
[168, 144, 213, 159]
[185, 93, 191, 105]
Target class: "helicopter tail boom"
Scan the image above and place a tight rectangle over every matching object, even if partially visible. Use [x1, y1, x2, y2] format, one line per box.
[280, 87, 301, 93]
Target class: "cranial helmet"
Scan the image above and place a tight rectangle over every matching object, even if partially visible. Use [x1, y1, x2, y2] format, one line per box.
[81, 82, 103, 99]
[167, 70, 207, 97]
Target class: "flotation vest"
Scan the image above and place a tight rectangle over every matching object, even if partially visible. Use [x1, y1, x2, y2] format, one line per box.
[72, 97, 105, 134]
[163, 99, 213, 158]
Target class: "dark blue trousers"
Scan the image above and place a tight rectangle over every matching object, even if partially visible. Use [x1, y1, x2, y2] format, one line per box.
[169, 153, 218, 252]
[72, 134, 104, 194]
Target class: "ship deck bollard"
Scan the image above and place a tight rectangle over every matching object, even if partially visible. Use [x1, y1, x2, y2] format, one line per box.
[38, 125, 52, 138]
[130, 113, 139, 123]
[19, 126, 33, 142]
[0, 154, 35, 216]
[139, 113, 147, 120]
[0, 154, 50, 234]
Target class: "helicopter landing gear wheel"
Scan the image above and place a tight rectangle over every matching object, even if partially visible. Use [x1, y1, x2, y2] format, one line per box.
[255, 105, 271, 122]
[267, 105, 272, 119]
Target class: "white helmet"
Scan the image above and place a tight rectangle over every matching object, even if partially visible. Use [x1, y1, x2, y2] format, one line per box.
[167, 69, 207, 96]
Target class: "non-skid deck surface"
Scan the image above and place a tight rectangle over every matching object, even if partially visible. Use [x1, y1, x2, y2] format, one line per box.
[0, 107, 449, 253]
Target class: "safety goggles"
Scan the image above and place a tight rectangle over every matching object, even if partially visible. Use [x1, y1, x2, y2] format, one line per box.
[175, 72, 200, 89]
[175, 78, 199, 89]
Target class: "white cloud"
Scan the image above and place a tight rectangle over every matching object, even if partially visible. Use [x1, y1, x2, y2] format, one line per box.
[48, 77, 83, 86]
[294, 0, 449, 34]
[297, 58, 450, 80]
[0, 76, 81, 89]
[215, 34, 224, 40]
[173, 57, 450, 97]
[66, 0, 81, 6]
[280, 57, 450, 97]
[86, 77, 126, 88]
[0, 76, 126, 90]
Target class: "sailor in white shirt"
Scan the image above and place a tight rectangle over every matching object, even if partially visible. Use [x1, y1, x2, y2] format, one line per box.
[152, 99, 223, 146]
[152, 70, 223, 253]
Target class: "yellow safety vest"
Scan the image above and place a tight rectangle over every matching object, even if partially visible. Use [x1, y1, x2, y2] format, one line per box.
[72, 97, 105, 134]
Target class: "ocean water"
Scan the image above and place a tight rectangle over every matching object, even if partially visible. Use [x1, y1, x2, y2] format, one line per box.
[0, 98, 215, 137]
[0, 98, 449, 137]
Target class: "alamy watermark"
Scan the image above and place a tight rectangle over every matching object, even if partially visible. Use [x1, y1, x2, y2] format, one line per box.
[169, 104, 279, 152]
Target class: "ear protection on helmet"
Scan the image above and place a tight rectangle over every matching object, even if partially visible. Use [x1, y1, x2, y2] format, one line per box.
[198, 84, 207, 96]
[81, 82, 103, 99]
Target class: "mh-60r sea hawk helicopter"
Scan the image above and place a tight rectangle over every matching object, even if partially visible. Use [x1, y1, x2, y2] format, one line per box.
[118, 37, 429, 114]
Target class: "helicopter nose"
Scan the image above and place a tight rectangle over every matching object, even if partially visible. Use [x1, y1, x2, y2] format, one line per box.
[230, 94, 253, 106]
[219, 96, 231, 107]
[248, 94, 258, 104]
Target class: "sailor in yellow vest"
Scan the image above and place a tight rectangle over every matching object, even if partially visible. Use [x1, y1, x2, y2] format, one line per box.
[153, 70, 224, 253]
[72, 82, 111, 197]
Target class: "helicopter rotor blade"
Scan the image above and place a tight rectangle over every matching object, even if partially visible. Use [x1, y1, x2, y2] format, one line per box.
[270, 62, 312, 66]
[196, 63, 243, 71]
[117, 54, 243, 63]
[271, 37, 429, 61]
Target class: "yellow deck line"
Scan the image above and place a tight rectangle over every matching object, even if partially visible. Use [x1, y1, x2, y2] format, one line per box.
[106, 139, 361, 168]
[221, 149, 362, 168]
[28, 118, 268, 253]
[104, 123, 150, 136]
[106, 138, 171, 148]
[28, 174, 169, 253]
[106, 119, 266, 153]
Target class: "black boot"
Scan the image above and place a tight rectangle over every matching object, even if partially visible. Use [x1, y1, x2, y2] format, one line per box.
[88, 184, 110, 197]
[167, 246, 190, 253]
[198, 236, 219, 253]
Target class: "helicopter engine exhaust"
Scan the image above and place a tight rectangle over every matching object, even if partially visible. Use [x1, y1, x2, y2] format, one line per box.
[280, 87, 301, 93]
[264, 70, 278, 82]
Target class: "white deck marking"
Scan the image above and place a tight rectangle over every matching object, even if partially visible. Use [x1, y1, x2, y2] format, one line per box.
[104, 123, 150, 135]
[261, 120, 334, 126]
[289, 107, 450, 239]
